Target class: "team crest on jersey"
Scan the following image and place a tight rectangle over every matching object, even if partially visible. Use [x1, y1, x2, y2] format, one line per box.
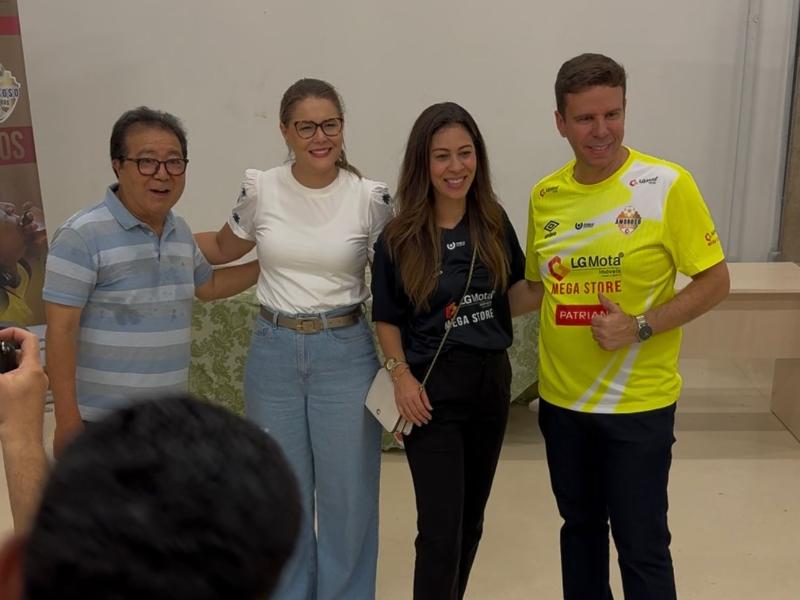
[615, 206, 641, 235]
[0, 65, 21, 124]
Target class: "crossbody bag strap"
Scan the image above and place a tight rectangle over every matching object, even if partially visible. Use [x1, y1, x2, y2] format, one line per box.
[419, 245, 478, 389]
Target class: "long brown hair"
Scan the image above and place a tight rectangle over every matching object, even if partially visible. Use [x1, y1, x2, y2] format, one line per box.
[382, 102, 509, 311]
[279, 78, 361, 177]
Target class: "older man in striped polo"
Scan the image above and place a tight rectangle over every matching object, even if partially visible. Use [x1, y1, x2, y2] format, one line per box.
[43, 107, 257, 457]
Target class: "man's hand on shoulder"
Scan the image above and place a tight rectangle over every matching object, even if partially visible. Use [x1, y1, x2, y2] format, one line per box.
[591, 293, 637, 351]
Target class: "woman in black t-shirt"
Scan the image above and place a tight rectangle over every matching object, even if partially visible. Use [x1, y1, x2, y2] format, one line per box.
[371, 102, 540, 600]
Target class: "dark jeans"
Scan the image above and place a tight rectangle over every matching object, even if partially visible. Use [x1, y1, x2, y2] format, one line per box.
[404, 346, 512, 600]
[538, 399, 678, 600]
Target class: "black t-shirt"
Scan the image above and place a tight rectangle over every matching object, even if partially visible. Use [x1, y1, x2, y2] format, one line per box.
[371, 210, 526, 364]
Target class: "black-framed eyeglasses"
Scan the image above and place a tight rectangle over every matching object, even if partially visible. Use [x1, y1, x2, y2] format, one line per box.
[293, 118, 343, 139]
[118, 157, 189, 176]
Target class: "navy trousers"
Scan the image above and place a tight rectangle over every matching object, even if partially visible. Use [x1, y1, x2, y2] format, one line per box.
[538, 399, 678, 600]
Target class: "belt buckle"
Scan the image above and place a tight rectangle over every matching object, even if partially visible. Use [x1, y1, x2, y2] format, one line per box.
[296, 317, 319, 333]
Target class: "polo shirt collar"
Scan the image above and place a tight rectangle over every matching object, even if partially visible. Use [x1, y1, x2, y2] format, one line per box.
[103, 184, 175, 234]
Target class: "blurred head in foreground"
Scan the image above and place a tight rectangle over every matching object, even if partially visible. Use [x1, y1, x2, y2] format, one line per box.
[2, 395, 300, 599]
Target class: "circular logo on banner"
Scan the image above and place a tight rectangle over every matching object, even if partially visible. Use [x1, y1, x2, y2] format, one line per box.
[0, 65, 21, 124]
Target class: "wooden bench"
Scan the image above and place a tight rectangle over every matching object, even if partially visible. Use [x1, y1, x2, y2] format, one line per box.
[677, 262, 800, 441]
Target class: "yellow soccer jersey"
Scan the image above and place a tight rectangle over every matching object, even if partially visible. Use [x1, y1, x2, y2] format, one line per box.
[525, 148, 725, 414]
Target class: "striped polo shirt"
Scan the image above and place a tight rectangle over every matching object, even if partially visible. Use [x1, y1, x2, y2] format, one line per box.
[43, 185, 213, 421]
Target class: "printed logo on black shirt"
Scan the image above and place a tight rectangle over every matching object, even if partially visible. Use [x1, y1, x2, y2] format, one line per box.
[444, 301, 457, 321]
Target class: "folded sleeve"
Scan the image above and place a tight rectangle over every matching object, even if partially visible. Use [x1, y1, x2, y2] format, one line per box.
[192, 239, 214, 287]
[502, 209, 526, 284]
[227, 168, 260, 241]
[367, 181, 394, 263]
[524, 186, 542, 282]
[42, 226, 97, 308]
[370, 233, 409, 325]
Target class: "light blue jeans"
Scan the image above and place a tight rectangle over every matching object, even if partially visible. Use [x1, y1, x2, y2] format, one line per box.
[244, 306, 382, 600]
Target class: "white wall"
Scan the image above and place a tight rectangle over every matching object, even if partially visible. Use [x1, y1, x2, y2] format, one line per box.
[15, 0, 798, 261]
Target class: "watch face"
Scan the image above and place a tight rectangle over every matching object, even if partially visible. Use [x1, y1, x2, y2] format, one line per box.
[638, 325, 653, 341]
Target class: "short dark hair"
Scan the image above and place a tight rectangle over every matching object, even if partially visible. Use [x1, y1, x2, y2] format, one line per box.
[555, 53, 627, 115]
[109, 106, 188, 160]
[23, 395, 300, 600]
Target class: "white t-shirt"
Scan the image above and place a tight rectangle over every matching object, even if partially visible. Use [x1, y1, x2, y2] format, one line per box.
[228, 164, 393, 314]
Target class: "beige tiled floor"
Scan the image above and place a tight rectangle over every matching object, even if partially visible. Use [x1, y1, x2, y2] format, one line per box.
[376, 359, 800, 600]
[2, 359, 799, 599]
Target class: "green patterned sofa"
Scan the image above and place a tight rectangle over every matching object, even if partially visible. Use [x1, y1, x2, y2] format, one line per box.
[189, 288, 540, 444]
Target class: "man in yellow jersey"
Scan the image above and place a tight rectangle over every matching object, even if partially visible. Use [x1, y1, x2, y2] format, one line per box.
[525, 53, 730, 599]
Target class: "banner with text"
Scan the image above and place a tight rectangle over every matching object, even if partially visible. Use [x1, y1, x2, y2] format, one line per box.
[0, 0, 47, 326]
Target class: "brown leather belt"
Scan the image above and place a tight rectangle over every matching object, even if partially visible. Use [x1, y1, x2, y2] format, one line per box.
[259, 306, 361, 334]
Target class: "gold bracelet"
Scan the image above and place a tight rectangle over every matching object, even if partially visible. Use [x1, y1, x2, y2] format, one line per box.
[390, 362, 410, 383]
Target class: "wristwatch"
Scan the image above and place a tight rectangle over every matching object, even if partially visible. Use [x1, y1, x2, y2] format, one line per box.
[384, 357, 406, 373]
[634, 314, 653, 342]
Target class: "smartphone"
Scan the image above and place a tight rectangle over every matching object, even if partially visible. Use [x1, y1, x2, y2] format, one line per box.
[0, 341, 18, 373]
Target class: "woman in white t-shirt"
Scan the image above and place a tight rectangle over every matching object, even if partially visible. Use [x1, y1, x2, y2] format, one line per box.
[196, 78, 392, 600]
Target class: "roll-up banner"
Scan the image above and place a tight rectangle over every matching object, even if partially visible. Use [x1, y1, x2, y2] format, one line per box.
[0, 0, 47, 326]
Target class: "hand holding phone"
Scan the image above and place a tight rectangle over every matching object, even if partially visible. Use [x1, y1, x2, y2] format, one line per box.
[0, 340, 19, 374]
[0, 327, 48, 443]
